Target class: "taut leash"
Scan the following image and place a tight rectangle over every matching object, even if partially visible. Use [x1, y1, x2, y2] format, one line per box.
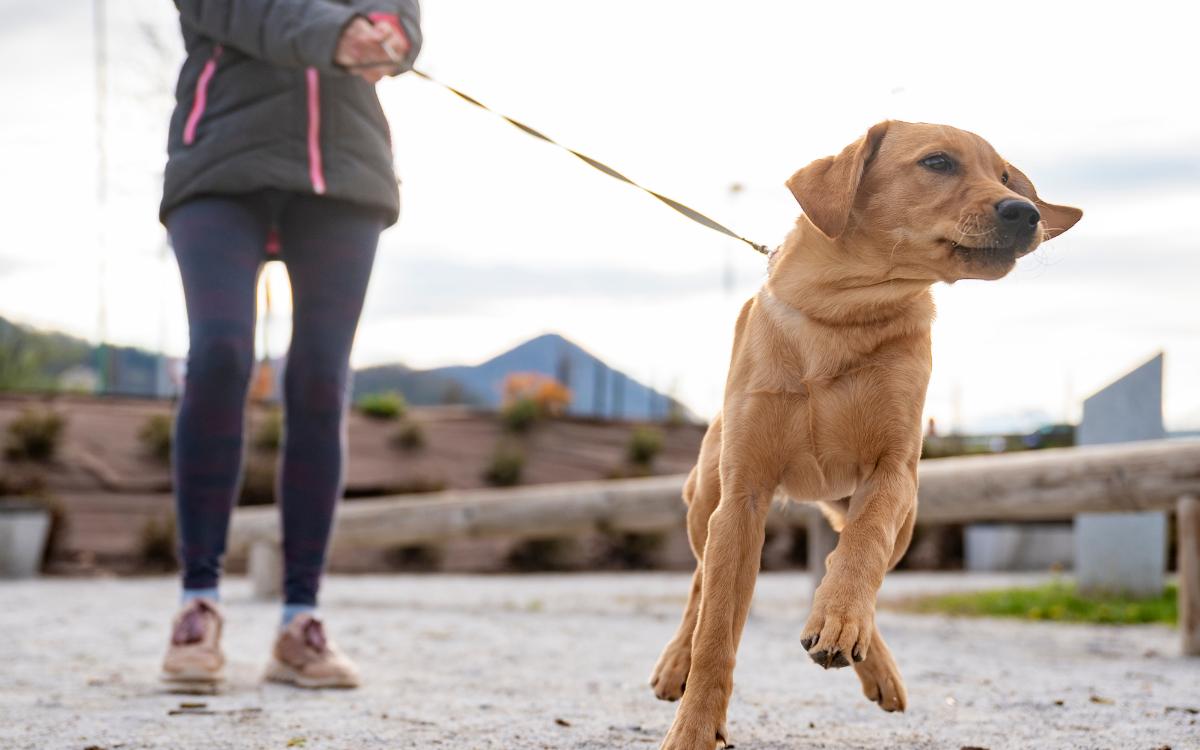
[399, 68, 771, 256]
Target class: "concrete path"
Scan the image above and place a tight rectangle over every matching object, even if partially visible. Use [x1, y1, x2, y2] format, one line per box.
[2, 572, 1196, 749]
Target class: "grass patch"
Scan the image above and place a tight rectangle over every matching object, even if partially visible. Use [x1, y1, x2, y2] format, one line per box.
[894, 581, 1177, 625]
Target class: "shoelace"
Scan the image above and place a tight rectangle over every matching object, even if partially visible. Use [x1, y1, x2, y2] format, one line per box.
[303, 618, 327, 652]
[172, 601, 214, 645]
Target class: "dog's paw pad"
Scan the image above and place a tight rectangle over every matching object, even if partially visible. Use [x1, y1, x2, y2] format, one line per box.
[809, 648, 852, 670]
[800, 635, 818, 651]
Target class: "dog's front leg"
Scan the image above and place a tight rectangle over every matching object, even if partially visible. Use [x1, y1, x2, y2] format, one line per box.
[660, 478, 773, 750]
[800, 465, 915, 670]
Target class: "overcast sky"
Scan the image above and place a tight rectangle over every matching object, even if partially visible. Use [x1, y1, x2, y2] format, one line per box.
[1, 0, 1198, 430]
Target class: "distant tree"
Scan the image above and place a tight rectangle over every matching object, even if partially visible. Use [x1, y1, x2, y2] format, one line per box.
[0, 316, 97, 391]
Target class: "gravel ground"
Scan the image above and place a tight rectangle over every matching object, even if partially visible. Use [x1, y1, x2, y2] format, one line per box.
[2, 572, 1196, 750]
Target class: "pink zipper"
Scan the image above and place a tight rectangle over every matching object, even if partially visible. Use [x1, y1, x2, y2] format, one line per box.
[305, 67, 326, 195]
[182, 45, 223, 145]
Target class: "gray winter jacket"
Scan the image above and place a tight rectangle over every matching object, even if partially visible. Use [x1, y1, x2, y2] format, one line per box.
[161, 0, 423, 226]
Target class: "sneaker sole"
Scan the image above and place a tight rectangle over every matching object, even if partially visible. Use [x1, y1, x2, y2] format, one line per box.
[161, 667, 225, 684]
[264, 658, 359, 689]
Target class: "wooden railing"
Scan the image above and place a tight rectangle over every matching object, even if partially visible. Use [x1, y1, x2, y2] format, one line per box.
[229, 439, 1200, 655]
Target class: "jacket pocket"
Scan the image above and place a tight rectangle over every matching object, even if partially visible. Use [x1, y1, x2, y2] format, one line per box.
[182, 45, 224, 145]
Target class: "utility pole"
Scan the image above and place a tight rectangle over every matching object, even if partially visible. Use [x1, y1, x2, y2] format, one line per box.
[611, 371, 624, 421]
[94, 0, 111, 393]
[593, 361, 607, 418]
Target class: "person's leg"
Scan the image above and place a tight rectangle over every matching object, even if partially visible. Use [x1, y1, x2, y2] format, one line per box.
[275, 195, 383, 621]
[168, 195, 268, 600]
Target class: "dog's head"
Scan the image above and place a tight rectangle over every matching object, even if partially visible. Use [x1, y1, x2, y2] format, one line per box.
[785, 121, 1082, 281]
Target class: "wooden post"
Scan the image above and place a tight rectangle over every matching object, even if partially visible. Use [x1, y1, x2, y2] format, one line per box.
[250, 539, 282, 600]
[807, 506, 838, 599]
[1178, 495, 1200, 657]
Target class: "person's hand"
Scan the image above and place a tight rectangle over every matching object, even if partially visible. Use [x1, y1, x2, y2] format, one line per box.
[334, 17, 406, 83]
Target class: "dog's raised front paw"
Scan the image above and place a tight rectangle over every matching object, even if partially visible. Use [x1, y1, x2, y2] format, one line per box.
[800, 599, 874, 670]
[649, 642, 691, 702]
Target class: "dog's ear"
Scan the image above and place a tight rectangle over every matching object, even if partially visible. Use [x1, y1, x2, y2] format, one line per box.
[785, 121, 890, 239]
[1005, 164, 1083, 239]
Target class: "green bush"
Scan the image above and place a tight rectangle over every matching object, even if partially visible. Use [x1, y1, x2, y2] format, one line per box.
[238, 461, 276, 505]
[484, 443, 525, 486]
[358, 391, 407, 420]
[386, 544, 442, 572]
[627, 427, 665, 467]
[502, 397, 540, 432]
[606, 531, 666, 569]
[139, 414, 173, 464]
[253, 408, 283, 451]
[141, 513, 177, 570]
[508, 537, 578, 571]
[896, 582, 1178, 625]
[392, 420, 426, 450]
[4, 407, 65, 461]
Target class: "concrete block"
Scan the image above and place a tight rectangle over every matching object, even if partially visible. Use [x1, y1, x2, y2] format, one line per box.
[0, 508, 51, 578]
[250, 539, 282, 599]
[965, 524, 1074, 571]
[1074, 355, 1167, 595]
[1076, 353, 1165, 446]
[1075, 512, 1166, 597]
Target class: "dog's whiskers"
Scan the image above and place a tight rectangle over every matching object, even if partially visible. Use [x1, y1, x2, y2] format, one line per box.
[951, 214, 999, 248]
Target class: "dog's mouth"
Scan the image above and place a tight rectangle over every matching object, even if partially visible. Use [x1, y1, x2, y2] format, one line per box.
[949, 240, 1015, 254]
[944, 240, 1026, 277]
[945, 213, 1040, 264]
[947, 239, 1035, 261]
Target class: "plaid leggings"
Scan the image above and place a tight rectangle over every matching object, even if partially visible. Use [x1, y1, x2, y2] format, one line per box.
[167, 191, 383, 605]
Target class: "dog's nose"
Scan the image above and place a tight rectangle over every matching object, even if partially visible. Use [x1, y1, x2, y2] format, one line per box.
[994, 198, 1040, 229]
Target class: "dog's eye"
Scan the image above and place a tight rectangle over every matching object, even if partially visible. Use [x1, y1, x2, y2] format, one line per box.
[921, 155, 954, 172]
[1001, 172, 1009, 185]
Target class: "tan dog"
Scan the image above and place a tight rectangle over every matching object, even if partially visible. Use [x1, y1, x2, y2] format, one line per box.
[650, 121, 1082, 749]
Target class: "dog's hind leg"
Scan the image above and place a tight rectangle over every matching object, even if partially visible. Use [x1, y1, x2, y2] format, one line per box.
[650, 414, 723, 701]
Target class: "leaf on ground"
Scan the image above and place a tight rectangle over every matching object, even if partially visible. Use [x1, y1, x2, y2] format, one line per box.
[554, 718, 571, 727]
[1089, 696, 1115, 705]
